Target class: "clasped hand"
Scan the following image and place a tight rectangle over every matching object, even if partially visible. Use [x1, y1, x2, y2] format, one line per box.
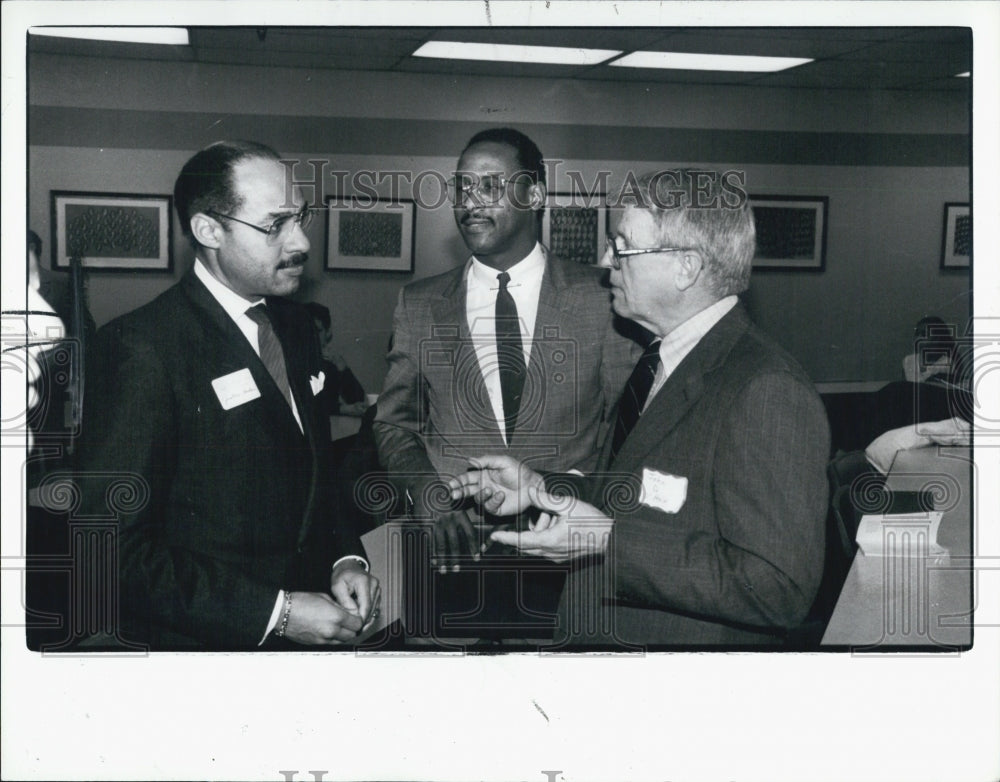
[446, 455, 613, 563]
[282, 561, 381, 645]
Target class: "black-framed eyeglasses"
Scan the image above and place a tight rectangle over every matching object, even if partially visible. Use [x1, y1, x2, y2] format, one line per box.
[207, 202, 313, 243]
[447, 172, 531, 206]
[604, 236, 694, 270]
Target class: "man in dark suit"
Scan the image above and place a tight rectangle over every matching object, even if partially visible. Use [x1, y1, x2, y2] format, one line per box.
[447, 169, 830, 647]
[76, 140, 378, 650]
[305, 301, 367, 417]
[373, 128, 636, 640]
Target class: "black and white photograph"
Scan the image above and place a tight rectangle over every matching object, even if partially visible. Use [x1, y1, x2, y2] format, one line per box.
[2, 3, 998, 781]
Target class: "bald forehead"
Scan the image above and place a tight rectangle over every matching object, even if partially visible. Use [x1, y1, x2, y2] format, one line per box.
[232, 156, 302, 218]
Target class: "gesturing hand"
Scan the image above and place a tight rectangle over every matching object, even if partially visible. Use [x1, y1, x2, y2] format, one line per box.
[489, 491, 613, 563]
[282, 591, 365, 645]
[446, 455, 545, 517]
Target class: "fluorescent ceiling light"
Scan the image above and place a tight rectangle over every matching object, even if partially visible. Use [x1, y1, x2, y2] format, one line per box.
[610, 51, 812, 72]
[29, 27, 189, 46]
[412, 41, 621, 66]
[955, 71, 970, 77]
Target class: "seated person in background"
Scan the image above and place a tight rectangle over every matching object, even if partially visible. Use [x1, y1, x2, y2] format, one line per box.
[868, 315, 972, 443]
[866, 415, 971, 474]
[902, 316, 959, 385]
[306, 302, 367, 416]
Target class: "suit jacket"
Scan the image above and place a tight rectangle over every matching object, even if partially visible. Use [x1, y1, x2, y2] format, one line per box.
[557, 304, 830, 648]
[374, 254, 638, 487]
[76, 271, 361, 649]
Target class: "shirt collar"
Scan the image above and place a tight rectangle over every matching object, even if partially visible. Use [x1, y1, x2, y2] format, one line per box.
[194, 258, 265, 320]
[659, 296, 739, 354]
[469, 242, 546, 289]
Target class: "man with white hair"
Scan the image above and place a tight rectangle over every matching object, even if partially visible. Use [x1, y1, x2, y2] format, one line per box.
[448, 170, 830, 647]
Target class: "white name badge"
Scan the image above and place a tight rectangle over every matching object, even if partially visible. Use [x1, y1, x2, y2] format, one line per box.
[211, 368, 261, 410]
[641, 468, 688, 514]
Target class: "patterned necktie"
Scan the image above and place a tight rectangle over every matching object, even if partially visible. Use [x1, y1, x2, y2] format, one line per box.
[245, 305, 293, 409]
[610, 339, 662, 461]
[495, 271, 526, 443]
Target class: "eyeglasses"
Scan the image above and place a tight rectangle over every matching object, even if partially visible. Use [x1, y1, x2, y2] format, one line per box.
[207, 202, 313, 243]
[447, 173, 531, 206]
[604, 236, 694, 270]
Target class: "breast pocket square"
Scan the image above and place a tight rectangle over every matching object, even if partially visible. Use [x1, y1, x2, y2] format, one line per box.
[641, 468, 688, 514]
[310, 371, 326, 396]
[211, 368, 261, 410]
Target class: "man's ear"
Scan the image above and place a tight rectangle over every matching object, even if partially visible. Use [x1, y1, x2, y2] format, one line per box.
[190, 213, 223, 249]
[527, 181, 547, 211]
[674, 249, 705, 292]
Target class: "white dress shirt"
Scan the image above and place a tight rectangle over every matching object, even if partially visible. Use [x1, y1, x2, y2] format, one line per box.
[465, 242, 547, 442]
[645, 295, 739, 410]
[193, 259, 367, 642]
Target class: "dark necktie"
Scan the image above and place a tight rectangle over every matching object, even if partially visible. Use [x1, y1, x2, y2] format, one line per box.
[245, 305, 294, 409]
[495, 271, 526, 443]
[610, 339, 662, 461]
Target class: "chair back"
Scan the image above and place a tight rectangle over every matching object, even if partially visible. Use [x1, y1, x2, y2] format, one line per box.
[787, 450, 884, 648]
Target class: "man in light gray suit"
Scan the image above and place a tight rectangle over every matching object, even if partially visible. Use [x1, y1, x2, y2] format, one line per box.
[374, 128, 636, 641]
[448, 169, 830, 647]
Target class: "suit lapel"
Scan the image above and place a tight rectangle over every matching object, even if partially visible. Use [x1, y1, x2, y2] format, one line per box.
[605, 304, 751, 472]
[181, 272, 318, 545]
[182, 273, 304, 439]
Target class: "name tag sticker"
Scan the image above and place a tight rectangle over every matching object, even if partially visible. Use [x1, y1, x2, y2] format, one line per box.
[641, 468, 688, 514]
[211, 368, 261, 410]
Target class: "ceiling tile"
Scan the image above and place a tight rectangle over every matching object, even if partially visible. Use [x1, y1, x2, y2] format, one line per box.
[576, 65, 757, 86]
[398, 57, 591, 79]
[749, 58, 963, 89]
[837, 40, 971, 67]
[425, 27, 665, 50]
[645, 31, 868, 59]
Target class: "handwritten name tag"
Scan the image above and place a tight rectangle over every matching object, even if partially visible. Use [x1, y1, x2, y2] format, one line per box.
[641, 468, 688, 514]
[211, 368, 261, 410]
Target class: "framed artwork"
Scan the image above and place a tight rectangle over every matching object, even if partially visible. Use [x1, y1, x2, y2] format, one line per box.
[749, 195, 828, 271]
[542, 192, 607, 266]
[50, 191, 173, 272]
[325, 196, 415, 272]
[941, 202, 971, 269]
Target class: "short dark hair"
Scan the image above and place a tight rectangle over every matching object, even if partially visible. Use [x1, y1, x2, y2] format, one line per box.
[27, 229, 42, 257]
[173, 140, 281, 243]
[306, 302, 331, 330]
[460, 127, 545, 187]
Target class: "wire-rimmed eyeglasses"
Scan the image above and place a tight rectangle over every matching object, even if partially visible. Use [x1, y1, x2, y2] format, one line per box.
[207, 202, 313, 243]
[447, 173, 532, 206]
[604, 236, 694, 270]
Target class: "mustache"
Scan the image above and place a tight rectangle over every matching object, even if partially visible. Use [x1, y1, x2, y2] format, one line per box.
[460, 211, 494, 225]
[277, 253, 308, 269]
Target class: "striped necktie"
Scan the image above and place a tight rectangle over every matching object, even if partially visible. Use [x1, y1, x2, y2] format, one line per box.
[609, 339, 662, 461]
[245, 305, 293, 409]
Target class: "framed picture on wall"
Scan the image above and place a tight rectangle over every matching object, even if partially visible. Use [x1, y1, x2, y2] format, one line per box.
[325, 196, 415, 272]
[50, 191, 173, 272]
[749, 195, 828, 271]
[542, 192, 607, 266]
[941, 202, 971, 269]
